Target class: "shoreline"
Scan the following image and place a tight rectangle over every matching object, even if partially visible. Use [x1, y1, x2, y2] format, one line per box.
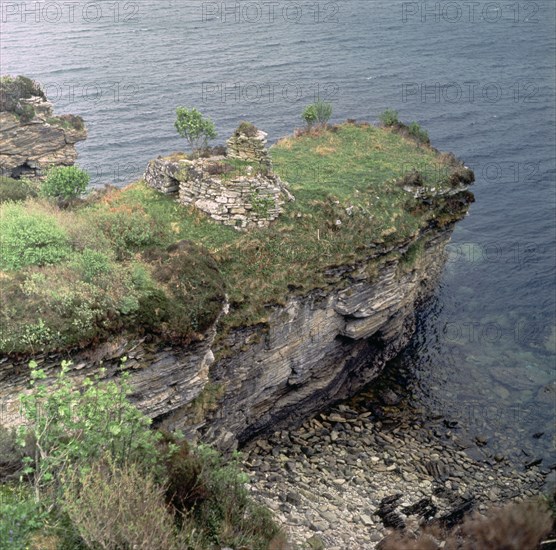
[243, 395, 549, 548]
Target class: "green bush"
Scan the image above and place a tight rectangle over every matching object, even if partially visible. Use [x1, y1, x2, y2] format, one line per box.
[0, 176, 38, 203]
[0, 202, 72, 269]
[302, 100, 333, 128]
[175, 107, 217, 155]
[236, 121, 259, 137]
[17, 360, 161, 500]
[5, 359, 284, 550]
[164, 441, 282, 549]
[91, 203, 160, 258]
[407, 121, 430, 144]
[63, 458, 181, 550]
[72, 249, 114, 283]
[0, 487, 46, 550]
[379, 109, 399, 127]
[41, 166, 90, 200]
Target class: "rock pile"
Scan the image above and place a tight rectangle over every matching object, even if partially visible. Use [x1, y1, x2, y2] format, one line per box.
[226, 123, 271, 167]
[243, 406, 547, 549]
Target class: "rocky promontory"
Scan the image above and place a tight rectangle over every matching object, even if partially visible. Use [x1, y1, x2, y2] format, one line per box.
[0, 78, 476, 464]
[0, 76, 86, 179]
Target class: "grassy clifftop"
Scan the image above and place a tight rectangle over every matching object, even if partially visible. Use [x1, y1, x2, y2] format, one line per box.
[0, 122, 473, 356]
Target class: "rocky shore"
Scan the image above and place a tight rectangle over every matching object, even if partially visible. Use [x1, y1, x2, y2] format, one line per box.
[243, 400, 548, 549]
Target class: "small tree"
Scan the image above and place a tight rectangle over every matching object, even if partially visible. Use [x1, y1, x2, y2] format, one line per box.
[407, 121, 430, 144]
[175, 107, 217, 156]
[40, 165, 90, 200]
[17, 360, 160, 502]
[302, 100, 333, 129]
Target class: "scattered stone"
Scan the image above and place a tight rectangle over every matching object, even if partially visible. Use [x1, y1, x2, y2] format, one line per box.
[379, 389, 402, 406]
[305, 535, 325, 550]
[525, 458, 543, 470]
[437, 498, 475, 529]
[286, 491, 301, 506]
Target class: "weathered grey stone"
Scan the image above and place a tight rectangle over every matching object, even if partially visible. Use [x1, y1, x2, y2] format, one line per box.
[144, 128, 294, 230]
[0, 98, 87, 179]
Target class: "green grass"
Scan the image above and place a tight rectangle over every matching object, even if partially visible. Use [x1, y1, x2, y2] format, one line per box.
[0, 122, 473, 355]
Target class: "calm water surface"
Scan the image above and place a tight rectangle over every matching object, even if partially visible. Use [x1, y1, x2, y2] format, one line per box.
[2, 0, 555, 464]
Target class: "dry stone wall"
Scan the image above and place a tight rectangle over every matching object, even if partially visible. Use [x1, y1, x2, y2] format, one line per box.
[144, 128, 293, 229]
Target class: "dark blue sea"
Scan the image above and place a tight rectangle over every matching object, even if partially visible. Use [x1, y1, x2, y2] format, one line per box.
[2, 0, 555, 464]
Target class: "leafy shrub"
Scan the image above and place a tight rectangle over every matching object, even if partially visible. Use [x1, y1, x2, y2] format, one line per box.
[0, 176, 38, 203]
[62, 458, 181, 550]
[165, 442, 282, 549]
[71, 249, 113, 283]
[408, 121, 430, 144]
[161, 435, 208, 515]
[8, 360, 283, 550]
[379, 109, 400, 127]
[302, 100, 333, 128]
[0, 487, 46, 550]
[175, 107, 217, 155]
[17, 360, 161, 500]
[91, 203, 160, 258]
[0, 202, 72, 269]
[40, 166, 90, 200]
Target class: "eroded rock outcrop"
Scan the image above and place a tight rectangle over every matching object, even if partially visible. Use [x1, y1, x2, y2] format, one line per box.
[0, 98, 474, 451]
[191, 227, 454, 448]
[0, 76, 87, 179]
[0, 219, 468, 453]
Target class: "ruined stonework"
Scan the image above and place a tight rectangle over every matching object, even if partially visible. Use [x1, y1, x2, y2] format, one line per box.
[144, 126, 294, 229]
[226, 127, 271, 166]
[0, 95, 87, 179]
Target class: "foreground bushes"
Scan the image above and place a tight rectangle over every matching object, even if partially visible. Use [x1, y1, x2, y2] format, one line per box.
[2, 362, 284, 549]
[379, 497, 554, 550]
[0, 176, 38, 203]
[40, 166, 90, 200]
[0, 191, 226, 355]
[0, 202, 72, 269]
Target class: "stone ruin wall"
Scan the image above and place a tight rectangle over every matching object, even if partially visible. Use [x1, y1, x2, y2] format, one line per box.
[144, 128, 293, 230]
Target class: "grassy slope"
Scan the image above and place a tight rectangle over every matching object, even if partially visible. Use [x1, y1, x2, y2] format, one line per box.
[0, 123, 470, 355]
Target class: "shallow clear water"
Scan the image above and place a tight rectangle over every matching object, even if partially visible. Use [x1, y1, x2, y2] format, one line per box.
[3, 0, 555, 464]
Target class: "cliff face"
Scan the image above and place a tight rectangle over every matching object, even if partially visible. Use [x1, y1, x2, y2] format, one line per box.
[185, 226, 453, 449]
[0, 77, 86, 179]
[0, 221, 461, 450]
[0, 84, 473, 446]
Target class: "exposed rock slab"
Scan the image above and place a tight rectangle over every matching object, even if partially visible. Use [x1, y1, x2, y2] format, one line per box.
[0, 97, 86, 179]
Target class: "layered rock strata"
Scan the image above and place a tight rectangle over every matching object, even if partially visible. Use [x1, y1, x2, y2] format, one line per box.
[0, 95, 87, 179]
[0, 220, 468, 454]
